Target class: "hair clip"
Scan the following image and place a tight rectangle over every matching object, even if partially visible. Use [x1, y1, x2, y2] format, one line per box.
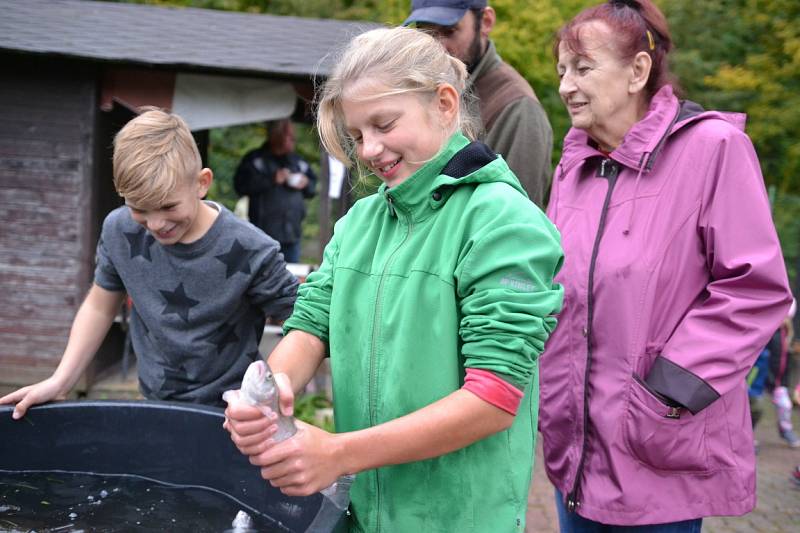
[646, 30, 655, 50]
[610, 0, 640, 8]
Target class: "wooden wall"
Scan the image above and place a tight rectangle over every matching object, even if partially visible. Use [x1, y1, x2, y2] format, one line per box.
[0, 56, 98, 387]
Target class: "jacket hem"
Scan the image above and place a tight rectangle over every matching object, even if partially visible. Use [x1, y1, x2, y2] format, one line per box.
[575, 494, 755, 526]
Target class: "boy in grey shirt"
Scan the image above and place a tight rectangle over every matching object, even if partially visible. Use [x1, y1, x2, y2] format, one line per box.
[2, 109, 297, 415]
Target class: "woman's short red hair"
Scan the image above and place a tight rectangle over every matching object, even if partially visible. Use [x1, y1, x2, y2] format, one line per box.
[554, 0, 681, 100]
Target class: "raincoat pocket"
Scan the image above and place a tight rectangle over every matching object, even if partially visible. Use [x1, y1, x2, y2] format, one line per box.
[623, 374, 709, 472]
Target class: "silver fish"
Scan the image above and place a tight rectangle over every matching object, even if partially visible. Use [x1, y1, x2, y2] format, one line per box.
[227, 359, 355, 528]
[237, 360, 297, 442]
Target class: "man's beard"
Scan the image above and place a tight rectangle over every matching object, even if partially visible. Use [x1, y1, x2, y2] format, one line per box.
[465, 28, 485, 73]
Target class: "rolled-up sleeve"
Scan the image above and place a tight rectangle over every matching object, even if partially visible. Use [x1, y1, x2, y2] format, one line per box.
[456, 213, 564, 390]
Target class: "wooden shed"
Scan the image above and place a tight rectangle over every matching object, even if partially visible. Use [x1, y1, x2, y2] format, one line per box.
[0, 0, 374, 390]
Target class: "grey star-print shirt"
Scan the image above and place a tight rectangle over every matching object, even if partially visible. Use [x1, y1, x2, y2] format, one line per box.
[94, 202, 298, 405]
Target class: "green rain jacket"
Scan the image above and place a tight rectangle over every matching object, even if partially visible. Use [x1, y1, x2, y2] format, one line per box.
[284, 133, 564, 532]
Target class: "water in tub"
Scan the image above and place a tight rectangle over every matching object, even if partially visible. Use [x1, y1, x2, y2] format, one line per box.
[0, 470, 285, 532]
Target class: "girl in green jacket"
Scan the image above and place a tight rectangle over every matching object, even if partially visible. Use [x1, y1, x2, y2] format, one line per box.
[224, 26, 564, 532]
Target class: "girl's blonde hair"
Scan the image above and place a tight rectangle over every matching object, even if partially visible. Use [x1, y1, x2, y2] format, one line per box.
[113, 107, 202, 208]
[317, 26, 479, 167]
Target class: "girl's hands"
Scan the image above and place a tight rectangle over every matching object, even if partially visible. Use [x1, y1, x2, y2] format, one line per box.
[224, 400, 281, 456]
[223, 371, 296, 455]
[223, 370, 344, 497]
[253, 420, 344, 497]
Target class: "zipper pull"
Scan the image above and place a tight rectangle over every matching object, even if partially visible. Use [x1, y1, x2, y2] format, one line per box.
[386, 194, 396, 217]
[566, 493, 579, 513]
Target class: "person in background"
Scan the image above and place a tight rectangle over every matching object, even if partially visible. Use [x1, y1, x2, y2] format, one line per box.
[766, 300, 800, 447]
[234, 119, 317, 263]
[540, 1, 792, 531]
[0, 109, 297, 415]
[746, 346, 770, 453]
[224, 27, 563, 531]
[404, 0, 553, 208]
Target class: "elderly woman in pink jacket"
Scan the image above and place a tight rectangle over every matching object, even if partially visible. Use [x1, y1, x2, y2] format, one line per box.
[540, 0, 793, 531]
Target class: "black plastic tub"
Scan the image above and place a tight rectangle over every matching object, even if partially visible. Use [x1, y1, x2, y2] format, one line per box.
[0, 400, 346, 532]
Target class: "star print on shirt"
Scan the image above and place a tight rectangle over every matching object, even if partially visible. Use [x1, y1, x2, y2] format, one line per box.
[206, 322, 241, 353]
[161, 364, 192, 397]
[124, 230, 155, 261]
[159, 283, 200, 323]
[215, 239, 254, 278]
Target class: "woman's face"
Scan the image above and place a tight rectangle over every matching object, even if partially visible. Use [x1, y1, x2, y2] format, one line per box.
[341, 79, 452, 188]
[557, 21, 642, 150]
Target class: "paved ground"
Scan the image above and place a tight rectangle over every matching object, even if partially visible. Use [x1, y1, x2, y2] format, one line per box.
[525, 406, 800, 532]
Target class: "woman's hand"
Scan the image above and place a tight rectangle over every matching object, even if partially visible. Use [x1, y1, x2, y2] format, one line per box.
[252, 420, 344, 497]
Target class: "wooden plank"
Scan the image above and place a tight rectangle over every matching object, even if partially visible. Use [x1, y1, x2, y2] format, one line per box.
[0, 138, 88, 158]
[0, 250, 82, 269]
[0, 320, 72, 338]
[0, 58, 101, 387]
[0, 364, 60, 387]
[0, 220, 83, 241]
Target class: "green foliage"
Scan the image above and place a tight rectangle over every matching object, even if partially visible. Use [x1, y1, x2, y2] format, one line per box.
[662, 0, 800, 193]
[487, 1, 586, 169]
[661, 0, 800, 278]
[119, 0, 800, 280]
[294, 392, 334, 431]
[207, 123, 262, 211]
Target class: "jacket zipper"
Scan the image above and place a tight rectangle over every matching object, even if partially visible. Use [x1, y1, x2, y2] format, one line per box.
[566, 160, 619, 512]
[368, 193, 413, 531]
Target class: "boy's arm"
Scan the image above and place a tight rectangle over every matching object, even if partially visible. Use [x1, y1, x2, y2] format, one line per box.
[248, 242, 298, 322]
[0, 284, 125, 419]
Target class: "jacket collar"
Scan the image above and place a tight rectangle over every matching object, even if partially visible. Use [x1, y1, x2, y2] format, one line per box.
[380, 132, 524, 220]
[380, 133, 470, 220]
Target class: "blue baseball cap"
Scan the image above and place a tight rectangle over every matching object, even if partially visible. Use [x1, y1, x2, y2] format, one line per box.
[403, 0, 488, 27]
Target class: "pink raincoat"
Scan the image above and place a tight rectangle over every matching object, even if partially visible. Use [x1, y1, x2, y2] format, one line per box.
[540, 85, 792, 525]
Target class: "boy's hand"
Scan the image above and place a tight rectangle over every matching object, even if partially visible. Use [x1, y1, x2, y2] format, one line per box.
[0, 377, 67, 419]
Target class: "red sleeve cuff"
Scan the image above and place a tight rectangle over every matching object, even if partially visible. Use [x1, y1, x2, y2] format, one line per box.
[462, 368, 524, 415]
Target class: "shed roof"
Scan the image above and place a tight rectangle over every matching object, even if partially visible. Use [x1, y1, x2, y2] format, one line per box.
[0, 0, 380, 80]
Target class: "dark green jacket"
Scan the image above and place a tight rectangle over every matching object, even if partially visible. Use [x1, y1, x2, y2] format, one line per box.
[285, 133, 563, 532]
[472, 41, 553, 208]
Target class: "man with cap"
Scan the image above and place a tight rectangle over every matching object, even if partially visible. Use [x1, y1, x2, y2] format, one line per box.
[404, 0, 553, 207]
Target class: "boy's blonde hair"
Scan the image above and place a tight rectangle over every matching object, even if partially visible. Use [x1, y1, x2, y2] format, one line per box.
[113, 107, 202, 208]
[317, 26, 479, 167]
